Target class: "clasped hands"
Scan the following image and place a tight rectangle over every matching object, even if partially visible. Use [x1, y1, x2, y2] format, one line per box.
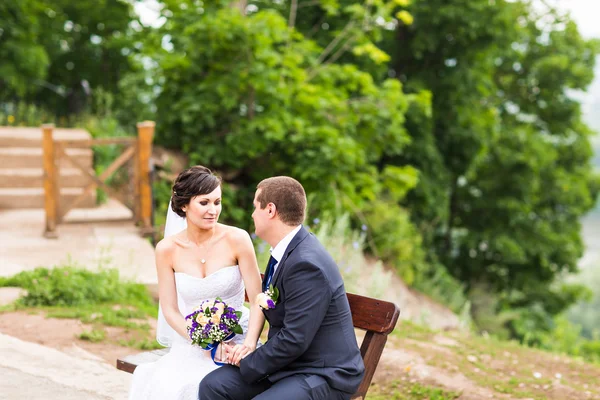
[215, 342, 254, 367]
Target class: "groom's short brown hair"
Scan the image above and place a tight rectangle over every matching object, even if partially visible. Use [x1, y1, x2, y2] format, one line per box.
[256, 176, 306, 226]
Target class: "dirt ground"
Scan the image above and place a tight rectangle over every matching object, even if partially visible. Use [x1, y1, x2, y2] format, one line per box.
[0, 311, 146, 366]
[2, 310, 600, 399]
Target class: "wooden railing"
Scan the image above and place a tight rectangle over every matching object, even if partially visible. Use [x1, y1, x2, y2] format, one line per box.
[42, 121, 155, 238]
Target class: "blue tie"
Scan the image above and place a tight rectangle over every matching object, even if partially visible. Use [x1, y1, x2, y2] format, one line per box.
[263, 256, 277, 291]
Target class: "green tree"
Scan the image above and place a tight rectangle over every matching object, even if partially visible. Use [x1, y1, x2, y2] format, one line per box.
[0, 1, 49, 100]
[147, 0, 431, 285]
[33, 0, 137, 117]
[0, 0, 138, 119]
[386, 0, 600, 336]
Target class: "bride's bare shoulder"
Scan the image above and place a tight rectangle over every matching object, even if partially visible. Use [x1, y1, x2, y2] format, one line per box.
[219, 224, 251, 244]
[155, 232, 186, 254]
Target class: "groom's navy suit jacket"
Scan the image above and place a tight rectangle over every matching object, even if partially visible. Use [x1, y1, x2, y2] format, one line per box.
[240, 226, 365, 394]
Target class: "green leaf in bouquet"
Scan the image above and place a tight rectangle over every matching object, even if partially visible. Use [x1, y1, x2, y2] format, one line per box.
[233, 324, 243, 335]
[205, 307, 210, 315]
[235, 311, 242, 319]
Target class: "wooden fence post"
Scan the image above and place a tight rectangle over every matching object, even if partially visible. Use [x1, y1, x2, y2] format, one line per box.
[136, 121, 155, 234]
[42, 124, 58, 238]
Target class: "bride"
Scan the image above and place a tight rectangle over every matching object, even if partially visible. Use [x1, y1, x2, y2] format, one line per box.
[129, 165, 265, 400]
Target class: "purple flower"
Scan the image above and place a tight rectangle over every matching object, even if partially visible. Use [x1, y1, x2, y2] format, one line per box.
[361, 224, 368, 231]
[267, 299, 275, 309]
[203, 322, 213, 335]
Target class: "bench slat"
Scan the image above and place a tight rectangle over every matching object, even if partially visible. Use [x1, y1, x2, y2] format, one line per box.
[117, 348, 169, 373]
[347, 293, 400, 334]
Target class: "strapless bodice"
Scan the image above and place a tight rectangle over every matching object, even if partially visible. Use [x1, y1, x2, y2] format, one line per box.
[174, 265, 245, 317]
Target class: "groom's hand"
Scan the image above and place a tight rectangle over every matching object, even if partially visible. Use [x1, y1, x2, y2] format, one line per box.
[225, 343, 253, 367]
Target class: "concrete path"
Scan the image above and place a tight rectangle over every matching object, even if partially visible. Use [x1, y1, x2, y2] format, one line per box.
[0, 199, 157, 284]
[0, 333, 131, 400]
[0, 199, 154, 399]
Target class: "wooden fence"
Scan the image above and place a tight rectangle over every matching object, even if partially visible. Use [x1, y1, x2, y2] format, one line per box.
[42, 121, 155, 238]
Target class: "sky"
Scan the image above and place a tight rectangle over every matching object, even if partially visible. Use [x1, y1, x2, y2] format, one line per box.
[557, 0, 600, 39]
[555, 0, 600, 133]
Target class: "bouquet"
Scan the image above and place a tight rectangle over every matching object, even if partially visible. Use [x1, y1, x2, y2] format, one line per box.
[185, 298, 243, 354]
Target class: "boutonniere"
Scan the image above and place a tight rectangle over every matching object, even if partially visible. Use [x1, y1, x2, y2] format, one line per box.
[257, 285, 279, 310]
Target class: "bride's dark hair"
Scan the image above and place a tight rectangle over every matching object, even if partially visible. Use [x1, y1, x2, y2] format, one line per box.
[171, 165, 222, 217]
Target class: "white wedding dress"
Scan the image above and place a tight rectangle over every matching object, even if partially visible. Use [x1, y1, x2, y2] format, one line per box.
[128, 266, 249, 400]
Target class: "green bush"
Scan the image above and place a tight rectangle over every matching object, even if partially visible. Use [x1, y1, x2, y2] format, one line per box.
[534, 316, 600, 364]
[0, 265, 154, 309]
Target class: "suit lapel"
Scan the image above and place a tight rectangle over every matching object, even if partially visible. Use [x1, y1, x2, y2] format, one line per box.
[271, 226, 309, 288]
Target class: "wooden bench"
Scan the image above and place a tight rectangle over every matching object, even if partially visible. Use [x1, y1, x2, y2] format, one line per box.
[117, 292, 400, 399]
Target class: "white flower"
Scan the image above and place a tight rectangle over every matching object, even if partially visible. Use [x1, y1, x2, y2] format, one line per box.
[257, 293, 270, 309]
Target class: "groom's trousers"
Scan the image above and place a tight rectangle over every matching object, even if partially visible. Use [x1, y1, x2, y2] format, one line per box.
[198, 365, 351, 400]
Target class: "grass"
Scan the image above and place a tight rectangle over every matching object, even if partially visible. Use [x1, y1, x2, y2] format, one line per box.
[79, 328, 107, 343]
[368, 381, 460, 400]
[379, 320, 600, 399]
[0, 264, 158, 348]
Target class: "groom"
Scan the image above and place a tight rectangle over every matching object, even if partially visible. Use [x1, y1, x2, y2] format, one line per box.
[199, 176, 365, 399]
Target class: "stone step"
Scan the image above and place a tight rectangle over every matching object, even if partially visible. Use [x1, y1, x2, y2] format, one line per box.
[0, 187, 96, 209]
[0, 147, 93, 169]
[0, 126, 91, 148]
[0, 168, 92, 188]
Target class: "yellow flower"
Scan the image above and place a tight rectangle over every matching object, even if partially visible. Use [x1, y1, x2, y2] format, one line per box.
[396, 10, 414, 26]
[196, 314, 209, 326]
[7, 115, 15, 124]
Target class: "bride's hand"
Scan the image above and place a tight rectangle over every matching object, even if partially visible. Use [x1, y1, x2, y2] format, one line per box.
[226, 343, 253, 367]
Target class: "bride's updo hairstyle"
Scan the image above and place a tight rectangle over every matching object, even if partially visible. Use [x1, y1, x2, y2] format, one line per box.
[171, 165, 222, 218]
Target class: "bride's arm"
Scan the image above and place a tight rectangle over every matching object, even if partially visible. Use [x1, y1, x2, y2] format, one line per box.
[233, 229, 265, 351]
[156, 239, 189, 340]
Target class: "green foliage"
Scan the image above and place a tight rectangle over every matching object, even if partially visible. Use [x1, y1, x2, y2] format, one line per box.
[0, 264, 158, 347]
[83, 95, 136, 205]
[0, 1, 50, 98]
[78, 328, 106, 343]
[535, 316, 600, 364]
[152, 3, 419, 231]
[368, 380, 460, 400]
[1, 0, 139, 120]
[0, 265, 154, 309]
[381, 0, 600, 337]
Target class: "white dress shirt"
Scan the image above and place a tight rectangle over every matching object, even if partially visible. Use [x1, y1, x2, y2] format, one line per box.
[270, 225, 302, 275]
